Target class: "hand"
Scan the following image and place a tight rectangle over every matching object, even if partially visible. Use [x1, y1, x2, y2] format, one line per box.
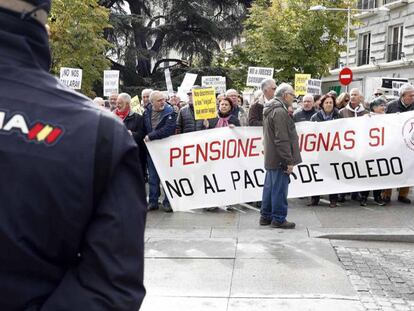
[203, 119, 209, 128]
[128, 130, 133, 135]
[285, 165, 294, 175]
[229, 124, 235, 129]
[144, 135, 150, 142]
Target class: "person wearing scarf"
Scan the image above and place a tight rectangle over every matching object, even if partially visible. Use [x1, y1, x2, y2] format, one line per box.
[309, 94, 341, 207]
[206, 96, 241, 128]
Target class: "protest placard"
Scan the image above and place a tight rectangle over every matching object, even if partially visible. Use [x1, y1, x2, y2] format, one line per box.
[306, 79, 322, 95]
[60, 67, 82, 90]
[201, 76, 226, 94]
[246, 67, 274, 87]
[147, 112, 414, 211]
[103, 70, 119, 97]
[164, 68, 174, 94]
[295, 74, 311, 96]
[192, 87, 217, 120]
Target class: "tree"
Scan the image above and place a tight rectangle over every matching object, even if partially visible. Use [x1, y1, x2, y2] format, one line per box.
[100, 0, 252, 85]
[223, 0, 349, 87]
[49, 0, 112, 97]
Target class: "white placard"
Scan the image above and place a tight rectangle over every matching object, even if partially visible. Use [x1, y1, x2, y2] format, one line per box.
[146, 112, 414, 211]
[165, 68, 174, 94]
[60, 67, 82, 90]
[103, 70, 120, 97]
[246, 66, 274, 87]
[201, 76, 226, 94]
[306, 79, 322, 95]
[179, 73, 198, 93]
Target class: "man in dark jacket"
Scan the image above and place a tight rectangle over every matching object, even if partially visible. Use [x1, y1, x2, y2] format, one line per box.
[176, 88, 207, 133]
[115, 93, 147, 180]
[0, 1, 147, 310]
[383, 83, 414, 204]
[293, 94, 317, 122]
[248, 79, 276, 126]
[260, 83, 302, 229]
[144, 90, 176, 212]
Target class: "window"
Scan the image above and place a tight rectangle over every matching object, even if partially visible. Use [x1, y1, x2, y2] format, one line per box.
[357, 0, 377, 9]
[384, 0, 398, 4]
[358, 33, 371, 66]
[387, 25, 403, 62]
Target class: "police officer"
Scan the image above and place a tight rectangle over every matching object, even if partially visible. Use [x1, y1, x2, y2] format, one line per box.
[0, 1, 147, 310]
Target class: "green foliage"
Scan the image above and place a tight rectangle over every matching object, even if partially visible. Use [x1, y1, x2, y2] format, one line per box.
[222, 0, 349, 87]
[49, 0, 112, 97]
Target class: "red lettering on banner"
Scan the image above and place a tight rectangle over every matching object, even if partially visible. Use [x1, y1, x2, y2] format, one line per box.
[170, 147, 182, 167]
[344, 130, 356, 149]
[183, 145, 195, 165]
[249, 137, 261, 156]
[369, 128, 384, 147]
[299, 130, 356, 152]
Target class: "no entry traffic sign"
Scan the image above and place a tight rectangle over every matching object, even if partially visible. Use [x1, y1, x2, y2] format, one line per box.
[339, 67, 353, 86]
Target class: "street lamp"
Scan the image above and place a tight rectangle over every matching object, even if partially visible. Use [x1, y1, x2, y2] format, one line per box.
[309, 5, 390, 69]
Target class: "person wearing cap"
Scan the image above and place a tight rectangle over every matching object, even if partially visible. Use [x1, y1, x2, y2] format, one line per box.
[383, 83, 414, 204]
[0, 1, 147, 310]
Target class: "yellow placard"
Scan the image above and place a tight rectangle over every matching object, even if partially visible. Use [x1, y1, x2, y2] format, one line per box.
[130, 95, 144, 114]
[192, 87, 217, 120]
[295, 74, 311, 96]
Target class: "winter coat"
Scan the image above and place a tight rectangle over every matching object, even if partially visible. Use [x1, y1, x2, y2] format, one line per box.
[310, 108, 341, 122]
[176, 104, 208, 133]
[262, 97, 302, 170]
[339, 103, 368, 118]
[208, 113, 241, 128]
[123, 111, 147, 174]
[248, 96, 264, 126]
[143, 103, 176, 140]
[293, 107, 317, 122]
[386, 98, 414, 114]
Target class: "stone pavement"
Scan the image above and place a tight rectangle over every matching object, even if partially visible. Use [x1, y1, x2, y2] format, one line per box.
[140, 195, 414, 311]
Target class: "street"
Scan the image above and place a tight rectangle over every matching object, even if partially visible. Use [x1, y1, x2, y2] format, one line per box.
[141, 195, 414, 311]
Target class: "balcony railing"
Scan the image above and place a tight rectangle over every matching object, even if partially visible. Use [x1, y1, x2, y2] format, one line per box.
[357, 49, 370, 66]
[387, 43, 402, 62]
[357, 0, 377, 9]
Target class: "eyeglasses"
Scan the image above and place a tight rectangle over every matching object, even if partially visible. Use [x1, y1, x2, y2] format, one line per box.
[374, 93, 383, 96]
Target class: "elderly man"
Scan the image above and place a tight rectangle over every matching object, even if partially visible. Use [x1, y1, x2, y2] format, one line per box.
[226, 89, 246, 124]
[114, 93, 147, 178]
[93, 96, 106, 109]
[293, 94, 317, 122]
[383, 83, 414, 204]
[0, 1, 146, 309]
[108, 92, 118, 111]
[141, 88, 153, 109]
[260, 83, 302, 229]
[339, 88, 368, 118]
[248, 79, 276, 126]
[143, 91, 176, 212]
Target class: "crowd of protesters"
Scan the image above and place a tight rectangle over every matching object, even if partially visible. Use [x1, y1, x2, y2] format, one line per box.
[93, 80, 414, 213]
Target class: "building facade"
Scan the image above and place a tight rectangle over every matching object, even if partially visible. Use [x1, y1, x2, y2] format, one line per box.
[322, 0, 414, 97]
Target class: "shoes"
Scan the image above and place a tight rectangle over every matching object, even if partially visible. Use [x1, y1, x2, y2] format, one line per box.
[148, 203, 159, 211]
[329, 201, 337, 208]
[398, 196, 411, 204]
[352, 194, 361, 201]
[360, 197, 367, 206]
[162, 202, 173, 213]
[374, 197, 386, 206]
[270, 220, 296, 229]
[337, 195, 346, 203]
[259, 216, 271, 226]
[307, 198, 319, 206]
[382, 197, 391, 204]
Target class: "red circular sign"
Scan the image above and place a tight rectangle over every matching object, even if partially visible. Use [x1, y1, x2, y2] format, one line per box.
[339, 67, 353, 86]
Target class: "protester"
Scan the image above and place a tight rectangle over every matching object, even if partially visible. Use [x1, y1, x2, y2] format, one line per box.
[313, 94, 322, 110]
[309, 94, 341, 207]
[141, 88, 153, 109]
[260, 83, 302, 229]
[108, 91, 118, 111]
[372, 88, 384, 98]
[169, 92, 181, 113]
[248, 79, 276, 126]
[358, 97, 388, 206]
[293, 94, 317, 122]
[336, 92, 350, 110]
[382, 83, 414, 204]
[144, 91, 176, 212]
[226, 88, 248, 125]
[207, 96, 241, 128]
[176, 87, 212, 133]
[115, 93, 147, 179]
[0, 2, 146, 309]
[93, 96, 106, 109]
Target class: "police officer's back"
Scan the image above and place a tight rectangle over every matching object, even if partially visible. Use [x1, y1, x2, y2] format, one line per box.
[0, 1, 146, 310]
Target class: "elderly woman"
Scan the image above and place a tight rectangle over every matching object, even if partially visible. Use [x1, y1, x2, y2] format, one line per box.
[336, 92, 350, 110]
[205, 96, 240, 128]
[309, 94, 341, 207]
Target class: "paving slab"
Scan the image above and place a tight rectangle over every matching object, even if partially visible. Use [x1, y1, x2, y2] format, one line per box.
[144, 258, 234, 297]
[236, 228, 309, 241]
[145, 238, 237, 258]
[227, 298, 363, 311]
[145, 227, 212, 239]
[140, 297, 228, 311]
[230, 239, 357, 298]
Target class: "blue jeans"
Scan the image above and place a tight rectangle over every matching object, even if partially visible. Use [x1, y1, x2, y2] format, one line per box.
[147, 156, 169, 206]
[261, 169, 289, 223]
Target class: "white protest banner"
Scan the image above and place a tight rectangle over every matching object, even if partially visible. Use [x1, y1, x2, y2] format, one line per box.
[60, 67, 82, 90]
[246, 67, 274, 87]
[201, 76, 226, 94]
[164, 68, 174, 94]
[392, 81, 407, 97]
[179, 73, 198, 93]
[103, 70, 120, 96]
[146, 112, 414, 211]
[306, 79, 322, 95]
